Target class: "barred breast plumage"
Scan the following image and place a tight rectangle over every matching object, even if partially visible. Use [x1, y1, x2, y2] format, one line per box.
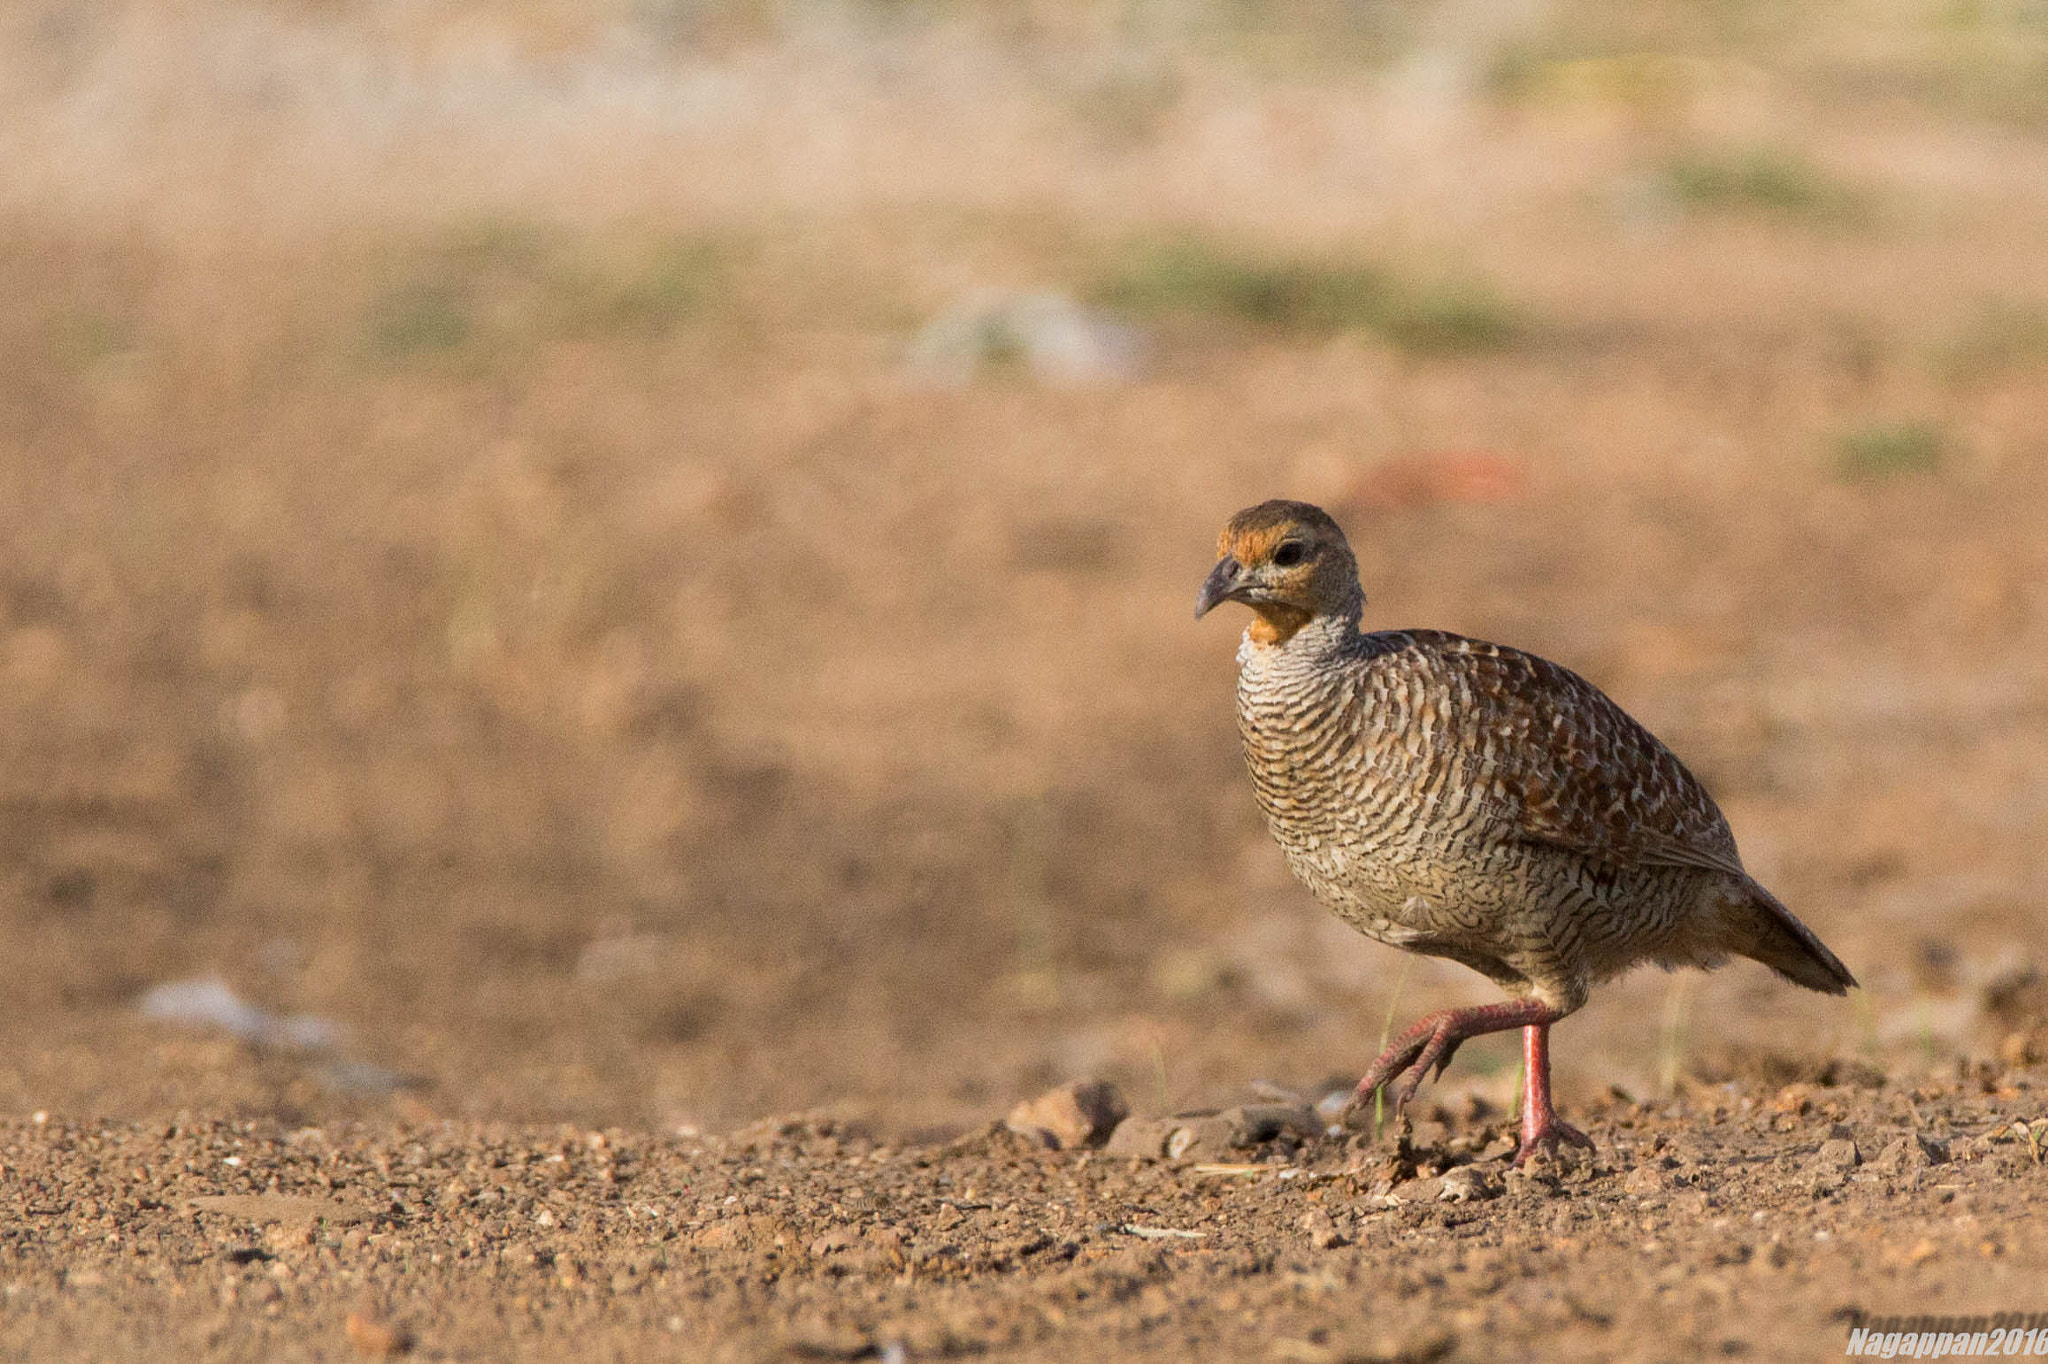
[1196, 499, 1855, 1162]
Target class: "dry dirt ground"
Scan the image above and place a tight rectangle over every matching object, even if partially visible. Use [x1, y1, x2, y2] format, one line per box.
[5, 1074, 2048, 1362]
[5, 0, 2048, 1359]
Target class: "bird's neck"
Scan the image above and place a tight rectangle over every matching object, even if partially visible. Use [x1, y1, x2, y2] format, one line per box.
[1238, 606, 1363, 671]
[1244, 578, 1366, 648]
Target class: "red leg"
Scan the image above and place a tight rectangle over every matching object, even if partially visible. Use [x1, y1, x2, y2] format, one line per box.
[1515, 1020, 1593, 1165]
[1355, 998, 1567, 1116]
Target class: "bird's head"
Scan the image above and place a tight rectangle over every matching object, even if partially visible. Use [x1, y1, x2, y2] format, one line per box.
[1195, 499, 1363, 645]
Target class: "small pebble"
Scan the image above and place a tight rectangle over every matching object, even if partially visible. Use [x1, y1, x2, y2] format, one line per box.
[1298, 1209, 1343, 1250]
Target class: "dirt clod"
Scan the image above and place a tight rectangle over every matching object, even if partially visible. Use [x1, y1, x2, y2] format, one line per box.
[1872, 1133, 1947, 1172]
[1623, 1163, 1672, 1196]
[1165, 1115, 1239, 1161]
[1298, 1208, 1344, 1249]
[1437, 1164, 1500, 1201]
[1103, 1117, 1176, 1159]
[1004, 1079, 1130, 1150]
[1812, 1137, 1861, 1170]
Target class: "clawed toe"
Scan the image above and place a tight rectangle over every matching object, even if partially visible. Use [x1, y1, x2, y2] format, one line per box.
[1352, 1033, 1464, 1118]
[1390, 1049, 1441, 1108]
[1511, 1118, 1594, 1167]
[1352, 1051, 1422, 1113]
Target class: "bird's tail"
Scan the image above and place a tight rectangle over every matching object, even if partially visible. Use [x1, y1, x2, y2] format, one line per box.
[1732, 876, 1858, 995]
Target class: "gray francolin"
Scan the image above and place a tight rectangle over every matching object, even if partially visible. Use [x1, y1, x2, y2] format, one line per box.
[1196, 500, 1855, 1162]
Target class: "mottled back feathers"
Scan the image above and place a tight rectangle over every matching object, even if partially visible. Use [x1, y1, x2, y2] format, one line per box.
[1398, 631, 1743, 877]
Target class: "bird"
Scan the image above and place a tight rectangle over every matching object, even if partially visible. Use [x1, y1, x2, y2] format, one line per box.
[1195, 499, 1855, 1163]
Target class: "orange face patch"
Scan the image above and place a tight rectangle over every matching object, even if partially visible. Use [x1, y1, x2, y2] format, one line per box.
[1223, 521, 1298, 569]
[1218, 499, 1341, 566]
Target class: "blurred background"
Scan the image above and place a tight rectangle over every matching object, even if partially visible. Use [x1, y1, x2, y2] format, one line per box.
[2, 0, 2046, 1138]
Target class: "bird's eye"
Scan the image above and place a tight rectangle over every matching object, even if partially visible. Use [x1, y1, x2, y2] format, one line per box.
[1271, 541, 1307, 568]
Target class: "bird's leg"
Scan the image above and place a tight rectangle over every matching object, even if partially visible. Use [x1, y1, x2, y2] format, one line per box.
[1353, 998, 1572, 1122]
[1514, 1019, 1593, 1166]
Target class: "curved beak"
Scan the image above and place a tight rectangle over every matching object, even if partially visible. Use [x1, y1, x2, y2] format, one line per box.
[1194, 554, 1245, 619]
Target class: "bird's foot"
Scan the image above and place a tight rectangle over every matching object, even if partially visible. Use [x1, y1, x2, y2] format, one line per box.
[1510, 1115, 1594, 1168]
[1348, 1010, 1472, 1120]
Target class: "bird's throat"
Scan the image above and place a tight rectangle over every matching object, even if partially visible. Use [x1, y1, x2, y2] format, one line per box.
[1246, 602, 1313, 646]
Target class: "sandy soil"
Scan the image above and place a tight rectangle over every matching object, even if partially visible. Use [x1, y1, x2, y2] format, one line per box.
[5, 1071, 2046, 1362]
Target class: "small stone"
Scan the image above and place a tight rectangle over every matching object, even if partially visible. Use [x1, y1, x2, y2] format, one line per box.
[1227, 1103, 1322, 1144]
[1164, 1116, 1239, 1162]
[1387, 1175, 1444, 1203]
[1770, 1084, 1812, 1115]
[265, 1221, 316, 1255]
[693, 1221, 741, 1251]
[857, 1228, 907, 1274]
[1870, 1133, 1946, 1173]
[1437, 1165, 1500, 1202]
[1152, 1103, 1324, 1162]
[1623, 1164, 1671, 1197]
[1802, 1155, 1851, 1187]
[1004, 1079, 1130, 1151]
[1298, 1209, 1343, 1250]
[1812, 1138, 1860, 1171]
[1102, 1118, 1175, 1160]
